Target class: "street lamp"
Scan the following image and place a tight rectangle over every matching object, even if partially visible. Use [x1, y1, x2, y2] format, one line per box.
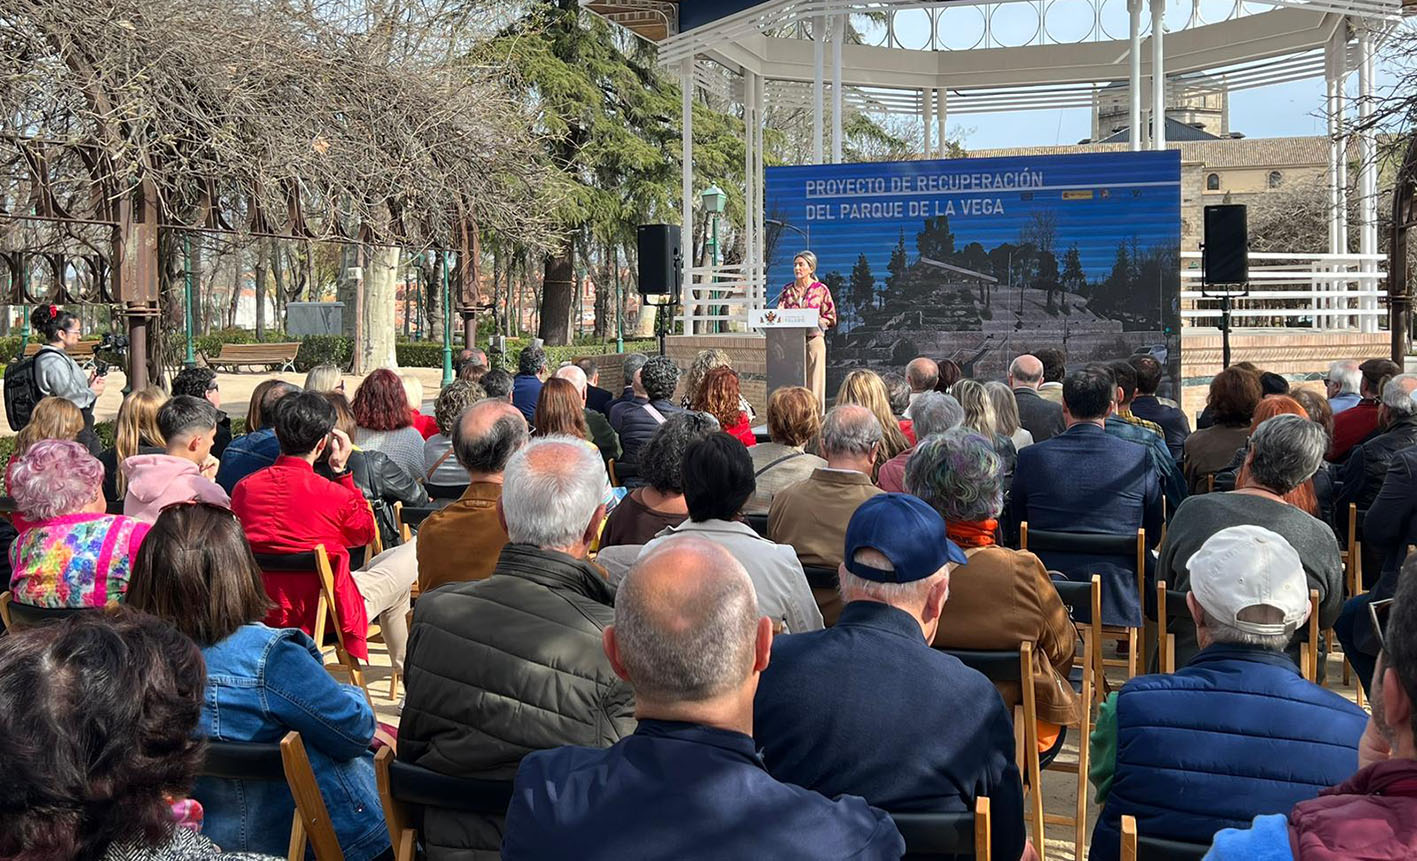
[701, 184, 727, 266]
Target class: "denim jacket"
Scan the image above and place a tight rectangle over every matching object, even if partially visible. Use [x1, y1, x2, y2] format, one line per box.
[193, 624, 389, 861]
[215, 429, 282, 494]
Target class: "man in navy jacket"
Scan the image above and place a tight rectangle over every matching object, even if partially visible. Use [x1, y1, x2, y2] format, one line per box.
[510, 344, 546, 422]
[502, 537, 904, 860]
[1006, 366, 1162, 626]
[1088, 525, 1367, 860]
[753, 494, 1027, 861]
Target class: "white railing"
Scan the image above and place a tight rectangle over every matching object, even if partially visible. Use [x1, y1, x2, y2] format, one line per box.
[1179, 251, 1386, 333]
[680, 264, 768, 332]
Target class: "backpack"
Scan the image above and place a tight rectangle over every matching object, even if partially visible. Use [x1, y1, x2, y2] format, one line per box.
[4, 348, 51, 431]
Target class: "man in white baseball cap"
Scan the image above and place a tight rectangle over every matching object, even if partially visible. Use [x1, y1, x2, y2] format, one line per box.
[1086, 525, 1368, 861]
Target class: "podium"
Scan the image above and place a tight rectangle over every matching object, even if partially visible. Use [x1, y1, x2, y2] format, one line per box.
[750, 308, 819, 398]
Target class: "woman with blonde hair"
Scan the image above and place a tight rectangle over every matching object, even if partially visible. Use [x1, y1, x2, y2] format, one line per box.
[14, 396, 84, 457]
[984, 380, 1033, 450]
[954, 379, 1018, 481]
[777, 250, 837, 409]
[303, 363, 345, 394]
[98, 387, 167, 505]
[835, 370, 909, 467]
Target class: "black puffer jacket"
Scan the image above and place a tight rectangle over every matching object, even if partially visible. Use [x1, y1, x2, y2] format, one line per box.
[317, 448, 427, 548]
[398, 544, 636, 860]
[1335, 414, 1417, 525]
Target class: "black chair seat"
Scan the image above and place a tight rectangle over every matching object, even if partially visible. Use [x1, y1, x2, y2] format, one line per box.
[399, 505, 442, 529]
[943, 649, 1023, 682]
[202, 740, 286, 782]
[1026, 528, 1138, 557]
[6, 601, 101, 628]
[425, 483, 467, 500]
[743, 513, 769, 538]
[890, 810, 976, 859]
[388, 759, 513, 815]
[252, 551, 319, 573]
[801, 564, 839, 591]
[1137, 834, 1210, 861]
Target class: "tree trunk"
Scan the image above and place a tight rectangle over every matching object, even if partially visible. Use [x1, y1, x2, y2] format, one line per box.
[254, 241, 267, 338]
[426, 254, 445, 343]
[336, 243, 360, 336]
[593, 242, 611, 340]
[538, 237, 574, 345]
[357, 244, 400, 372]
[227, 246, 243, 328]
[270, 240, 287, 332]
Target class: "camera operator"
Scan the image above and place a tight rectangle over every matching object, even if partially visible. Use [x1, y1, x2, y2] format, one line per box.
[30, 305, 103, 454]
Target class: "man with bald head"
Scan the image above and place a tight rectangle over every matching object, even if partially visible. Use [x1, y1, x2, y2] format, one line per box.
[553, 364, 621, 463]
[903, 356, 939, 418]
[502, 538, 904, 860]
[401, 436, 632, 860]
[1009, 353, 1066, 443]
[415, 398, 528, 594]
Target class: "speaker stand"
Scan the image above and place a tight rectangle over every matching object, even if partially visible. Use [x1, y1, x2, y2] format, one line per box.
[1201, 284, 1249, 370]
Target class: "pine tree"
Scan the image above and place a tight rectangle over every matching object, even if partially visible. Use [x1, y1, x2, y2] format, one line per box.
[915, 216, 955, 261]
[886, 230, 909, 293]
[847, 253, 875, 330]
[1061, 244, 1086, 293]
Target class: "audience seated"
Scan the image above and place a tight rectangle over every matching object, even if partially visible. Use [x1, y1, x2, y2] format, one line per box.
[423, 379, 483, 490]
[512, 345, 547, 422]
[171, 366, 232, 458]
[98, 387, 167, 507]
[605, 352, 648, 419]
[231, 391, 378, 659]
[908, 429, 1081, 754]
[1211, 396, 1319, 511]
[1209, 570, 1417, 859]
[1329, 357, 1400, 462]
[1344, 474, 1417, 690]
[553, 364, 621, 462]
[532, 378, 594, 443]
[1007, 367, 1161, 626]
[955, 379, 1018, 481]
[320, 393, 429, 555]
[599, 412, 715, 547]
[8, 439, 150, 609]
[1334, 375, 1417, 521]
[753, 494, 1026, 861]
[693, 366, 756, 446]
[0, 608, 247, 860]
[216, 379, 298, 493]
[304, 363, 346, 394]
[610, 355, 684, 485]
[351, 369, 425, 481]
[503, 538, 904, 860]
[1196, 361, 1260, 430]
[416, 399, 527, 595]
[1260, 371, 1290, 396]
[1101, 361, 1186, 511]
[1009, 354, 1066, 443]
[402, 375, 438, 440]
[122, 395, 229, 523]
[881, 372, 916, 445]
[836, 370, 910, 470]
[456, 348, 489, 384]
[681, 348, 754, 421]
[576, 358, 615, 415]
[1127, 354, 1190, 461]
[1290, 387, 1338, 524]
[769, 405, 884, 625]
[1089, 526, 1366, 861]
[876, 391, 963, 493]
[1183, 366, 1260, 494]
[1159, 415, 1342, 672]
[480, 368, 514, 402]
[400, 437, 633, 859]
[1035, 347, 1066, 404]
[746, 386, 827, 513]
[644, 433, 822, 633]
[987, 379, 1032, 450]
[934, 357, 963, 393]
[1325, 359, 1362, 415]
[125, 503, 389, 859]
[904, 356, 939, 417]
[9, 397, 85, 509]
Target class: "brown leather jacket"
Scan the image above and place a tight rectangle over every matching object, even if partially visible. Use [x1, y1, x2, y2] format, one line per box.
[416, 481, 506, 594]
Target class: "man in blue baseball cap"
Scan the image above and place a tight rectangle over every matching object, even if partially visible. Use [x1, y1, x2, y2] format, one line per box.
[753, 493, 1030, 861]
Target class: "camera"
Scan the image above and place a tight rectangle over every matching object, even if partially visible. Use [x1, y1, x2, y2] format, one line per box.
[94, 331, 130, 376]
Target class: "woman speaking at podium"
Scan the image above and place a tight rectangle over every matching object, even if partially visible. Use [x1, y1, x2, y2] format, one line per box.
[777, 250, 837, 411]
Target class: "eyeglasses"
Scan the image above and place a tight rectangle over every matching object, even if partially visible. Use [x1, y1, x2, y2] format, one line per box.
[206, 383, 220, 392]
[1369, 598, 1394, 652]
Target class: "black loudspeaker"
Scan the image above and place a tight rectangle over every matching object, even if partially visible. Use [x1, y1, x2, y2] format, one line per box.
[637, 224, 681, 297]
[1203, 204, 1248, 286]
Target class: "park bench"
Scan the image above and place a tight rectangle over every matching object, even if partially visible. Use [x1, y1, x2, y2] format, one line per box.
[21, 340, 100, 361]
[203, 342, 301, 373]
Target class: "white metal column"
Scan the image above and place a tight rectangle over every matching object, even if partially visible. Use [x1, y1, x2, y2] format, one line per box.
[813, 15, 825, 165]
[923, 87, 935, 158]
[937, 89, 947, 157]
[756, 72, 767, 303]
[1357, 23, 1378, 333]
[1128, 0, 1142, 152]
[1335, 22, 1349, 257]
[1150, 0, 1165, 150]
[831, 13, 844, 163]
[744, 68, 757, 289]
[1325, 31, 1341, 257]
[681, 58, 695, 325]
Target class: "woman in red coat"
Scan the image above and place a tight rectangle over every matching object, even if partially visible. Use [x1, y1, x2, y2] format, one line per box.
[694, 366, 756, 447]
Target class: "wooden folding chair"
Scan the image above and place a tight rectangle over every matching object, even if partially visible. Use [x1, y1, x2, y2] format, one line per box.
[1053, 575, 1105, 709]
[0, 590, 10, 631]
[1299, 588, 1320, 683]
[1120, 814, 1210, 861]
[308, 545, 374, 702]
[0, 591, 107, 632]
[1340, 503, 1362, 700]
[375, 746, 515, 861]
[890, 797, 992, 860]
[365, 499, 383, 558]
[1155, 581, 1189, 674]
[395, 501, 441, 545]
[607, 459, 620, 487]
[200, 739, 304, 861]
[1022, 523, 1147, 679]
[281, 731, 344, 860]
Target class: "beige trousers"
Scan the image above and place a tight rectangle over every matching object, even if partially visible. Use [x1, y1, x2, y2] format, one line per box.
[353, 539, 416, 675]
[807, 334, 827, 411]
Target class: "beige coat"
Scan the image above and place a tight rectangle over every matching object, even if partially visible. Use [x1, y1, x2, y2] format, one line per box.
[768, 468, 883, 625]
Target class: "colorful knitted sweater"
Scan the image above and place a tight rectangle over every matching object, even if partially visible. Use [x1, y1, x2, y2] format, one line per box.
[7, 513, 151, 608]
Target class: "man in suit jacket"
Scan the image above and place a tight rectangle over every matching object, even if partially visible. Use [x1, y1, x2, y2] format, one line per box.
[1128, 354, 1190, 461]
[1006, 366, 1162, 626]
[1009, 354, 1066, 443]
[576, 357, 616, 416]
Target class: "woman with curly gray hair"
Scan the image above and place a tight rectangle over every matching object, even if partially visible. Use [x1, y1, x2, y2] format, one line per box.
[905, 428, 1079, 752]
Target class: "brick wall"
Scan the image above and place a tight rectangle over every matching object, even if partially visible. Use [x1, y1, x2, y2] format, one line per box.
[665, 334, 769, 416]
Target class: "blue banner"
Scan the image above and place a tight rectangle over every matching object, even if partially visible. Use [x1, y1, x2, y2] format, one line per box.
[764, 150, 1182, 393]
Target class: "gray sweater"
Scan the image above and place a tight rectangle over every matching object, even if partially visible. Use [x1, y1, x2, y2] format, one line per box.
[1158, 491, 1343, 673]
[34, 345, 96, 410]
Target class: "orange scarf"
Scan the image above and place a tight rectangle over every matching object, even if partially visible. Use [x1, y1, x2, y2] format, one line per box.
[947, 518, 999, 548]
